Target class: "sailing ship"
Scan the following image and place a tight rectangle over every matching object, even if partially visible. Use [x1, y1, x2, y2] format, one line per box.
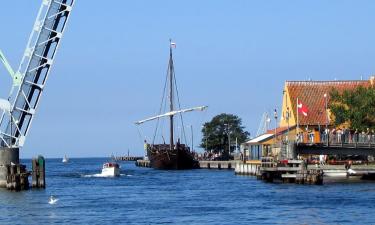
[136, 40, 207, 170]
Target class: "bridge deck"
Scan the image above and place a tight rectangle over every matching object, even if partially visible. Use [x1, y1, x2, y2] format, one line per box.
[296, 142, 375, 155]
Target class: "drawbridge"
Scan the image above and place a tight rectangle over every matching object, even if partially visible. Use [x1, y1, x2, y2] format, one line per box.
[0, 0, 75, 187]
[0, 0, 74, 148]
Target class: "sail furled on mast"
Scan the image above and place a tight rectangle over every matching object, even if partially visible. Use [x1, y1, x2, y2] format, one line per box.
[169, 40, 175, 150]
[135, 40, 205, 170]
[135, 106, 208, 125]
[135, 40, 207, 147]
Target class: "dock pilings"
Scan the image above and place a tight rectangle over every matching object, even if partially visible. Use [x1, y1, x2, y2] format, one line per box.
[6, 164, 29, 191]
[235, 157, 324, 185]
[135, 160, 151, 168]
[198, 161, 237, 170]
[0, 148, 46, 191]
[32, 156, 45, 189]
[234, 161, 260, 175]
[115, 156, 143, 161]
[0, 147, 29, 191]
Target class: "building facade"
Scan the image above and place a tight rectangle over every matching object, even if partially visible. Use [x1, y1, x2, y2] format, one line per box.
[244, 77, 375, 160]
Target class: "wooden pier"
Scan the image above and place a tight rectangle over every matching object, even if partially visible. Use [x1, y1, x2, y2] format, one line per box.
[257, 158, 323, 184]
[234, 157, 323, 184]
[235, 160, 261, 175]
[1, 155, 46, 191]
[235, 157, 375, 184]
[6, 164, 29, 191]
[296, 142, 375, 156]
[135, 159, 240, 169]
[114, 156, 144, 161]
[198, 160, 239, 170]
[135, 160, 151, 168]
[31, 156, 46, 189]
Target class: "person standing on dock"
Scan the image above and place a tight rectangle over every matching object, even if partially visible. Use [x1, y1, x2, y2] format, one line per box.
[337, 128, 342, 143]
[324, 128, 330, 144]
[367, 128, 372, 143]
[144, 140, 149, 160]
[354, 129, 358, 143]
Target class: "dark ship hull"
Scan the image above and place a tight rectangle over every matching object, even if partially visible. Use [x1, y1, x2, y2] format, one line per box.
[147, 144, 199, 170]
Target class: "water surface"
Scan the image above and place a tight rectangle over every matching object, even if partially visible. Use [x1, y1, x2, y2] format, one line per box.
[0, 158, 374, 224]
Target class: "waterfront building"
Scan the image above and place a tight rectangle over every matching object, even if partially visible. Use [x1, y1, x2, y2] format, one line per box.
[279, 78, 373, 139]
[244, 77, 375, 160]
[243, 126, 293, 160]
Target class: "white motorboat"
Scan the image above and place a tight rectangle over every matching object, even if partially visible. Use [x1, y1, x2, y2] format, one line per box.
[101, 162, 120, 177]
[62, 155, 69, 163]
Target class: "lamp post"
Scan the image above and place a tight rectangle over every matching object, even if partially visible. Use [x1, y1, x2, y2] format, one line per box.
[324, 93, 328, 129]
[283, 89, 289, 142]
[286, 107, 290, 142]
[224, 123, 230, 158]
[274, 109, 278, 146]
[205, 126, 208, 151]
[324, 93, 328, 145]
[202, 125, 208, 151]
[235, 137, 238, 153]
[228, 124, 230, 157]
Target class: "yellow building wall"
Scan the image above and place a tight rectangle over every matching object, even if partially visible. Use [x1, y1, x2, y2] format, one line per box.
[262, 128, 298, 146]
[279, 85, 297, 128]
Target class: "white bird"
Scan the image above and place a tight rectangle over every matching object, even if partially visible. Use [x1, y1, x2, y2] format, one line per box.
[48, 196, 59, 205]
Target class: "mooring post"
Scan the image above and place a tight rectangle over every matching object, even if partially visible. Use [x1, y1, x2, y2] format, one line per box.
[32, 156, 45, 189]
[0, 147, 20, 188]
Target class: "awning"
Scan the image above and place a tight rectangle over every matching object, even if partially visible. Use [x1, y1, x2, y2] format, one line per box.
[245, 133, 273, 145]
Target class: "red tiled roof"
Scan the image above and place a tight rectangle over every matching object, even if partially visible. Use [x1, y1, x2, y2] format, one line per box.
[266, 126, 294, 135]
[286, 80, 372, 125]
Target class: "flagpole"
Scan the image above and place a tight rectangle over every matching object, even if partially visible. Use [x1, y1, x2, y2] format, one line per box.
[296, 97, 299, 142]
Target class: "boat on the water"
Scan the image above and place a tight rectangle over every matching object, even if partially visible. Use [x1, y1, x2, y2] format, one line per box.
[62, 155, 69, 163]
[135, 40, 207, 170]
[101, 162, 120, 177]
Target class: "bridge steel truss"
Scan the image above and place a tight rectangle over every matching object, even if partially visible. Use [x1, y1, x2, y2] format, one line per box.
[0, 0, 75, 148]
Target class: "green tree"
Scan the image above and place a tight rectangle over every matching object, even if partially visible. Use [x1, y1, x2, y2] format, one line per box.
[200, 113, 250, 156]
[330, 86, 375, 130]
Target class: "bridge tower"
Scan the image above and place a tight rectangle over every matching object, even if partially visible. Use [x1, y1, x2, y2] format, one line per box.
[0, 0, 75, 187]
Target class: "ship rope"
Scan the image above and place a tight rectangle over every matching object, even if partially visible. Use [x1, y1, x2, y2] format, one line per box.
[173, 69, 189, 147]
[136, 125, 144, 143]
[152, 65, 169, 145]
[149, 46, 191, 151]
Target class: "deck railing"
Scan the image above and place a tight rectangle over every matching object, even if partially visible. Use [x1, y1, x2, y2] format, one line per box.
[297, 133, 375, 148]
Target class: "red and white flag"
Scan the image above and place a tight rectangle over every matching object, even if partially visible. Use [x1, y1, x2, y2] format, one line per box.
[297, 99, 308, 117]
[170, 42, 176, 48]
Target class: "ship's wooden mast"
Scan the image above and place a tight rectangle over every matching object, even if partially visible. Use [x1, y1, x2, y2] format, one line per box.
[169, 40, 174, 151]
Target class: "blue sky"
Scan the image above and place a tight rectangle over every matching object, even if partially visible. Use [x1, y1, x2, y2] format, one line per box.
[1, 1, 375, 158]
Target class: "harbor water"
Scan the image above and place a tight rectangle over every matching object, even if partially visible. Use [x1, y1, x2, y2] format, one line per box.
[1, 158, 375, 225]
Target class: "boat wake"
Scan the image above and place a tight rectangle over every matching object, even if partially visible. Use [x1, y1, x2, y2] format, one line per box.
[83, 173, 130, 178]
[83, 173, 115, 178]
